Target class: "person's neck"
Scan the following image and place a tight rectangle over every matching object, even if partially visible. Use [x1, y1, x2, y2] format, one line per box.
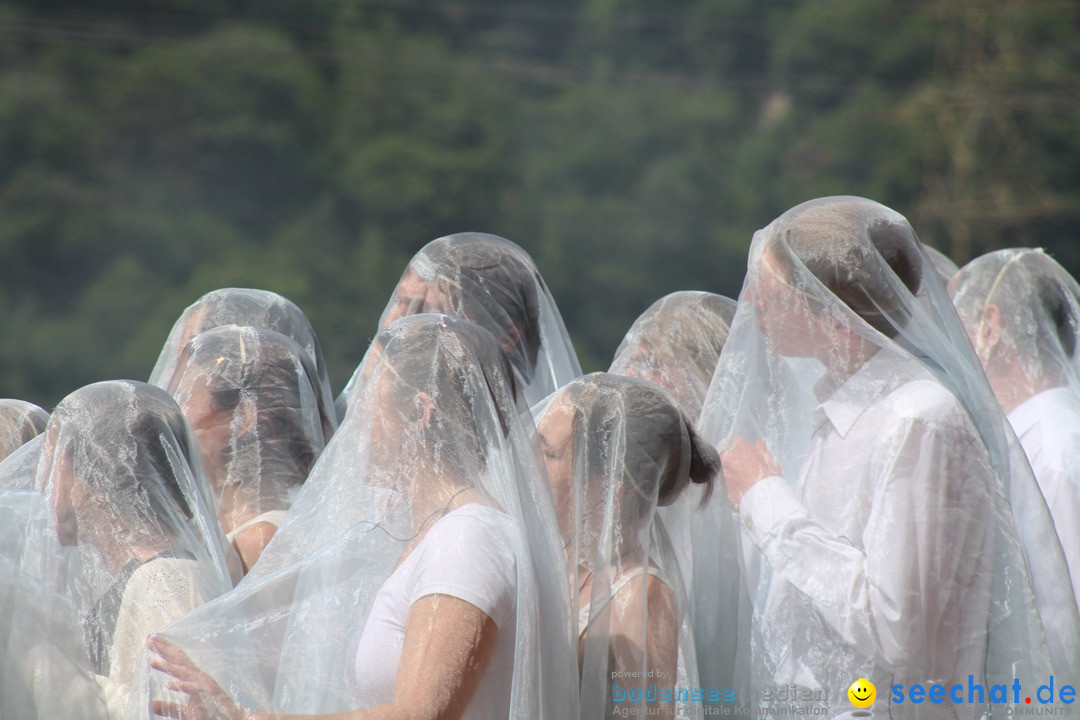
[216, 483, 245, 534]
[406, 473, 478, 532]
[217, 482, 283, 534]
[820, 335, 881, 387]
[987, 359, 1061, 415]
[96, 529, 175, 578]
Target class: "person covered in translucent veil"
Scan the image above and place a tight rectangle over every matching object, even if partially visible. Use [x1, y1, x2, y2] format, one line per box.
[337, 232, 581, 416]
[168, 326, 332, 573]
[150, 288, 336, 435]
[606, 292, 739, 683]
[24, 381, 234, 719]
[609, 291, 737, 421]
[950, 248, 1080, 606]
[0, 399, 48, 462]
[699, 197, 1079, 715]
[536, 373, 719, 720]
[139, 315, 575, 720]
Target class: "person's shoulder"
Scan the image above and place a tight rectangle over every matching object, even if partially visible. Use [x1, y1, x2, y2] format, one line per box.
[607, 567, 680, 634]
[412, 504, 519, 623]
[421, 504, 518, 577]
[879, 374, 971, 430]
[122, 556, 213, 610]
[617, 566, 677, 602]
[432, 504, 515, 546]
[1018, 393, 1080, 479]
[859, 372, 991, 455]
[127, 555, 201, 584]
[1027, 387, 1080, 427]
[112, 557, 212, 663]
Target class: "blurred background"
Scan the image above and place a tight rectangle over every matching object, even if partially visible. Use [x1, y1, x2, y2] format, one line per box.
[1, 0, 1078, 408]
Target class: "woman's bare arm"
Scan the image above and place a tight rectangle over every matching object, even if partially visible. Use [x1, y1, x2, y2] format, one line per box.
[606, 575, 679, 717]
[231, 522, 278, 575]
[150, 594, 499, 720]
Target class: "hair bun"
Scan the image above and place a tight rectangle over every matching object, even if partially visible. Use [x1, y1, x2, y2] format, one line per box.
[686, 421, 720, 487]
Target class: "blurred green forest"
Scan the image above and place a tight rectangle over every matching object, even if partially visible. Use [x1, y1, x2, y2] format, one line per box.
[1, 0, 1078, 408]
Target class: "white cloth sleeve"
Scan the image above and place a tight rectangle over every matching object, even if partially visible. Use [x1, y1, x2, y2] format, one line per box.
[739, 417, 992, 670]
[407, 508, 517, 629]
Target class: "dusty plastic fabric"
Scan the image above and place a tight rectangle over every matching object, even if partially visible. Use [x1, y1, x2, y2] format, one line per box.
[923, 243, 960, 284]
[149, 288, 336, 436]
[166, 326, 332, 573]
[535, 373, 720, 720]
[337, 233, 582, 417]
[609, 291, 737, 421]
[130, 315, 576, 720]
[0, 399, 48, 462]
[0, 381, 233, 720]
[697, 197, 1079, 716]
[950, 247, 1080, 611]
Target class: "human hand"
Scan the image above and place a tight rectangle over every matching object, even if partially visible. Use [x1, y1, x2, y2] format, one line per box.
[147, 636, 249, 720]
[720, 437, 781, 510]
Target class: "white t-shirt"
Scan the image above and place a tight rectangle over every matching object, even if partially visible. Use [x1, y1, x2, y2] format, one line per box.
[351, 503, 517, 720]
[1008, 387, 1080, 608]
[739, 353, 996, 699]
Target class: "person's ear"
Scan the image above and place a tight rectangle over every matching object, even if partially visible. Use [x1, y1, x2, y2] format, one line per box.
[978, 303, 1003, 352]
[411, 391, 434, 425]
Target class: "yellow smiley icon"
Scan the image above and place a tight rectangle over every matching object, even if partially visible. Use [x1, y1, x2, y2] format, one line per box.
[848, 678, 876, 709]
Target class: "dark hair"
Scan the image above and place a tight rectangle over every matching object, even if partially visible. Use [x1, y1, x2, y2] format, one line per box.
[414, 233, 542, 383]
[565, 373, 719, 510]
[52, 381, 198, 528]
[773, 197, 924, 338]
[375, 315, 519, 478]
[162, 288, 330, 400]
[1039, 274, 1077, 358]
[181, 326, 326, 489]
[194, 289, 329, 374]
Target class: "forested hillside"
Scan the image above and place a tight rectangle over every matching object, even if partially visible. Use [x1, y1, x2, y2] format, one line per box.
[1, 0, 1077, 406]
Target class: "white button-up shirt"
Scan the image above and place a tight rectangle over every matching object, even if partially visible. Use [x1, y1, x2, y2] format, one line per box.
[1008, 387, 1080, 609]
[739, 351, 996, 700]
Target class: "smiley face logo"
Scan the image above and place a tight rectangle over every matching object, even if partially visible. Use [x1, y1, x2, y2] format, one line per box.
[848, 678, 876, 708]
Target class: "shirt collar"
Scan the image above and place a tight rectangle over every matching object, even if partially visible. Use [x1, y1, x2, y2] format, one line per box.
[817, 351, 914, 438]
[1007, 386, 1075, 438]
